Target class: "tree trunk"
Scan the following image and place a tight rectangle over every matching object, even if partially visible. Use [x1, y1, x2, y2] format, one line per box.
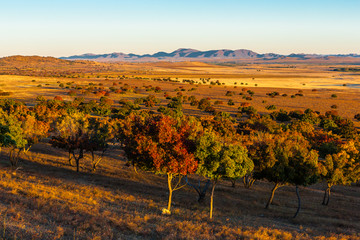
[322, 185, 332, 206]
[198, 191, 206, 204]
[167, 173, 173, 212]
[209, 180, 217, 219]
[265, 183, 280, 209]
[293, 185, 301, 218]
[322, 187, 327, 205]
[184, 176, 210, 204]
[230, 179, 236, 188]
[72, 149, 83, 172]
[76, 158, 80, 172]
[243, 174, 256, 189]
[325, 186, 331, 206]
[9, 148, 21, 168]
[68, 150, 73, 166]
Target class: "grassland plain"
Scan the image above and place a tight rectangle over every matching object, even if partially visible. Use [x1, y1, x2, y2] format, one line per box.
[0, 59, 359, 239]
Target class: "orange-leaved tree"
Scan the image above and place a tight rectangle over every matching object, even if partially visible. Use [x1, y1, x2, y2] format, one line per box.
[119, 112, 199, 213]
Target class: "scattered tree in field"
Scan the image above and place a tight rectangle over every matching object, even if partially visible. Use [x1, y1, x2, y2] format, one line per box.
[51, 113, 90, 172]
[0, 110, 27, 167]
[319, 141, 360, 205]
[85, 118, 114, 171]
[254, 132, 319, 217]
[120, 113, 198, 213]
[195, 131, 253, 219]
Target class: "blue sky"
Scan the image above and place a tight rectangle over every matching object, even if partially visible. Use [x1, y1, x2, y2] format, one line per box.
[0, 0, 359, 57]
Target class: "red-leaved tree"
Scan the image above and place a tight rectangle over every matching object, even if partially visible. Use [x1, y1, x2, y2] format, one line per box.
[119, 112, 198, 213]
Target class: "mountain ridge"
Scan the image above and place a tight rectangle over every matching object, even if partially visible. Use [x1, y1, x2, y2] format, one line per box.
[59, 48, 360, 62]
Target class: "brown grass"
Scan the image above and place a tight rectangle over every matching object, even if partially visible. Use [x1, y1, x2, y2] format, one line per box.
[0, 142, 359, 239]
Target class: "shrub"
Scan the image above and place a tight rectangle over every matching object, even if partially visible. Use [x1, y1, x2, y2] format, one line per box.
[325, 110, 339, 117]
[271, 110, 291, 122]
[68, 90, 77, 97]
[240, 102, 251, 107]
[54, 96, 63, 101]
[228, 99, 235, 106]
[266, 105, 276, 110]
[238, 106, 257, 116]
[225, 91, 235, 96]
[198, 98, 211, 111]
[331, 94, 337, 98]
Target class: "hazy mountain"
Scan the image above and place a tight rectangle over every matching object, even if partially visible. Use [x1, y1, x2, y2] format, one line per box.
[60, 48, 360, 62]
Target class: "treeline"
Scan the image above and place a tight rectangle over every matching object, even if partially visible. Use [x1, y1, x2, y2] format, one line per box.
[333, 67, 360, 72]
[0, 96, 359, 219]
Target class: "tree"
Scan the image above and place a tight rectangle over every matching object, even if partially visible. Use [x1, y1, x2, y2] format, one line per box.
[51, 113, 90, 172]
[85, 117, 114, 171]
[21, 114, 50, 154]
[120, 113, 198, 213]
[254, 132, 319, 217]
[319, 141, 360, 205]
[0, 110, 27, 167]
[195, 131, 253, 219]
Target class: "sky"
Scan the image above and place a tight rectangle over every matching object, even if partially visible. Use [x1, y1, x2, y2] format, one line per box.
[0, 0, 359, 57]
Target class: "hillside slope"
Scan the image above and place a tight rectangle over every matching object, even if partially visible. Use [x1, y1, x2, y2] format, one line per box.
[0, 142, 359, 239]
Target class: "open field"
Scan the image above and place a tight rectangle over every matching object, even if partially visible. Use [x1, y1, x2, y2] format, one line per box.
[0, 58, 360, 239]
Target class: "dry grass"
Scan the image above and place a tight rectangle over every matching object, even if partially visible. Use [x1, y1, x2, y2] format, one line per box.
[0, 142, 359, 239]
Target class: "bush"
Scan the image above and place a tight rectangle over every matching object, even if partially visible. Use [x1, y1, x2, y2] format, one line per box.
[266, 105, 276, 110]
[331, 105, 338, 109]
[68, 90, 77, 97]
[325, 110, 339, 117]
[0, 91, 12, 96]
[54, 96, 63, 101]
[331, 94, 337, 98]
[266, 92, 279, 98]
[238, 106, 257, 116]
[198, 98, 212, 111]
[271, 110, 291, 122]
[289, 110, 304, 119]
[240, 102, 251, 107]
[225, 91, 235, 96]
[228, 99, 235, 106]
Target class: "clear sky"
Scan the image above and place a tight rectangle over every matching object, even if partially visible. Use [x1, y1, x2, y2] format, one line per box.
[0, 0, 359, 57]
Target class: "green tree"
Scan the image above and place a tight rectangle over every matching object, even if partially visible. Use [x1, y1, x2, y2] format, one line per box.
[195, 131, 253, 219]
[0, 109, 27, 167]
[319, 141, 360, 205]
[255, 132, 319, 217]
[85, 117, 114, 171]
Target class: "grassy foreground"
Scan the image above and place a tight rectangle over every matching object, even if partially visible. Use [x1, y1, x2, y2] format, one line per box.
[0, 142, 359, 239]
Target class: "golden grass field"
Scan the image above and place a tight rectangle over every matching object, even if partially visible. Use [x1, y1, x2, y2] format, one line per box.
[0, 59, 359, 239]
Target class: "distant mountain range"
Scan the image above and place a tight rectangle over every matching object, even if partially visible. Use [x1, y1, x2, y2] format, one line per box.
[60, 48, 360, 63]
